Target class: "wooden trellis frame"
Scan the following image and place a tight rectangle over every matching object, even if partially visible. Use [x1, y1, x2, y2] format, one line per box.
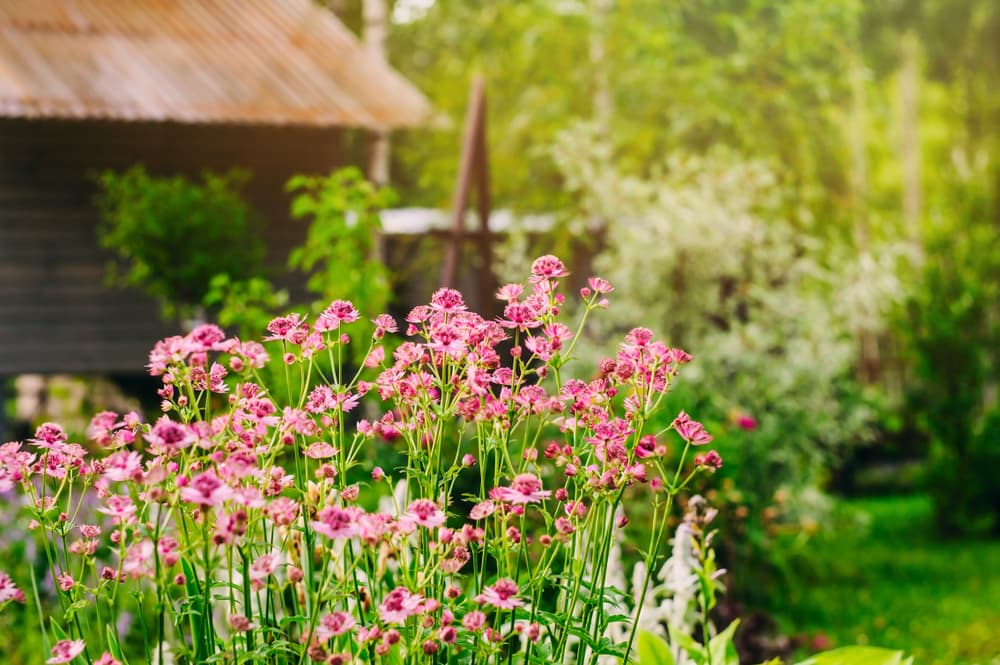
[440, 75, 497, 316]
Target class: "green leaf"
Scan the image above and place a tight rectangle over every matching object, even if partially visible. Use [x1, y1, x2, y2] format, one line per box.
[709, 619, 740, 665]
[50, 618, 69, 642]
[106, 626, 128, 664]
[637, 630, 676, 665]
[794, 646, 908, 665]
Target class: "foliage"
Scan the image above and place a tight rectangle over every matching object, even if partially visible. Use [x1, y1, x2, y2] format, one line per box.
[389, 0, 858, 218]
[0, 256, 726, 664]
[901, 161, 1000, 536]
[547, 126, 901, 599]
[95, 166, 264, 320]
[287, 167, 395, 328]
[764, 495, 1000, 665]
[203, 274, 290, 342]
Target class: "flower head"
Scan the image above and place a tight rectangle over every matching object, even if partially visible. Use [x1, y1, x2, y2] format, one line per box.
[530, 255, 569, 282]
[476, 579, 524, 609]
[378, 587, 424, 624]
[47, 639, 86, 664]
[490, 474, 551, 504]
[672, 411, 713, 445]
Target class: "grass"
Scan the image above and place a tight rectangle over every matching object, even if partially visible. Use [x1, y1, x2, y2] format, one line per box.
[765, 494, 1000, 665]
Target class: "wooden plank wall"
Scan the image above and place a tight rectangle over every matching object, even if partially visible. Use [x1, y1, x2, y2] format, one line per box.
[0, 118, 342, 374]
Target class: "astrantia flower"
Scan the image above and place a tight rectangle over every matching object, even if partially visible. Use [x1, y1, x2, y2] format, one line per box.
[303, 442, 338, 459]
[462, 610, 487, 631]
[144, 416, 195, 453]
[316, 611, 356, 641]
[248, 553, 278, 589]
[372, 313, 398, 339]
[378, 587, 424, 624]
[179, 471, 232, 508]
[103, 450, 143, 482]
[694, 449, 723, 470]
[98, 494, 137, 524]
[587, 276, 614, 294]
[316, 300, 360, 331]
[530, 255, 569, 282]
[495, 283, 524, 301]
[47, 639, 85, 664]
[430, 288, 467, 313]
[403, 499, 446, 529]
[265, 314, 308, 343]
[31, 422, 66, 448]
[489, 474, 551, 504]
[0, 571, 25, 603]
[311, 506, 360, 540]
[476, 579, 524, 609]
[672, 411, 713, 445]
[186, 323, 227, 350]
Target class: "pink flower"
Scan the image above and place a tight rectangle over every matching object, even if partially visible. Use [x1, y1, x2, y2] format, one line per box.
[311, 506, 360, 540]
[495, 283, 524, 301]
[179, 471, 232, 508]
[490, 474, 551, 504]
[144, 416, 195, 453]
[694, 450, 723, 471]
[103, 451, 143, 483]
[587, 276, 614, 294]
[469, 500, 497, 520]
[498, 302, 543, 331]
[372, 314, 398, 339]
[98, 495, 137, 524]
[32, 422, 67, 446]
[47, 639, 85, 664]
[737, 414, 757, 431]
[672, 411, 713, 445]
[462, 610, 487, 631]
[95, 654, 122, 665]
[378, 587, 424, 624]
[57, 571, 74, 591]
[265, 314, 308, 343]
[530, 255, 569, 282]
[317, 300, 360, 331]
[248, 554, 278, 589]
[0, 571, 25, 603]
[404, 499, 446, 529]
[304, 442, 339, 459]
[228, 614, 254, 632]
[476, 579, 524, 609]
[316, 611, 356, 641]
[430, 288, 467, 313]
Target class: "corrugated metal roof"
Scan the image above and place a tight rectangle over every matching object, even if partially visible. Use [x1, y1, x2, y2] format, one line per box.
[0, 0, 433, 128]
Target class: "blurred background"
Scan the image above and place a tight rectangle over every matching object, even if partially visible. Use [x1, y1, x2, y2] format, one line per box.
[0, 1, 997, 663]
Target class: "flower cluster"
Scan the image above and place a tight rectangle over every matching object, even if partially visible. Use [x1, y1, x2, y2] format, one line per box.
[0, 255, 719, 664]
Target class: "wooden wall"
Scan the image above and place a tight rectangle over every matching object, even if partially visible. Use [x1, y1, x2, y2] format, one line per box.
[0, 118, 342, 374]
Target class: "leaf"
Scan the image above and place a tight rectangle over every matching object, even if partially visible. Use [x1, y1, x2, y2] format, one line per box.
[106, 626, 128, 664]
[637, 630, 676, 665]
[708, 619, 740, 665]
[50, 618, 69, 642]
[793, 646, 908, 665]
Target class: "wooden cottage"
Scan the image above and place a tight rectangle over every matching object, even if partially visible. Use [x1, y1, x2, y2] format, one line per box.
[0, 0, 432, 377]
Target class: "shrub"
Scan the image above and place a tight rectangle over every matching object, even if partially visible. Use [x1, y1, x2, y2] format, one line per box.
[95, 166, 264, 320]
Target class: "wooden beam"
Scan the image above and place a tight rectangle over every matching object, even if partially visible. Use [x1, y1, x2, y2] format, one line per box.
[440, 75, 487, 289]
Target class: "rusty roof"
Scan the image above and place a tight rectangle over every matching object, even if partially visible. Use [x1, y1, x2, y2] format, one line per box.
[0, 0, 433, 128]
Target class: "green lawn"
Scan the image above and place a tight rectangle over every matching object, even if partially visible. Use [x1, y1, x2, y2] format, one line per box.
[765, 494, 1000, 665]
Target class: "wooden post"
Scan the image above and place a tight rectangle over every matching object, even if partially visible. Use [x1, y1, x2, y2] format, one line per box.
[441, 75, 493, 312]
[364, 0, 391, 186]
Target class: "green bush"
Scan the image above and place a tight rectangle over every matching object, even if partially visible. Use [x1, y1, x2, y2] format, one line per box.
[95, 166, 264, 320]
[903, 163, 1000, 536]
